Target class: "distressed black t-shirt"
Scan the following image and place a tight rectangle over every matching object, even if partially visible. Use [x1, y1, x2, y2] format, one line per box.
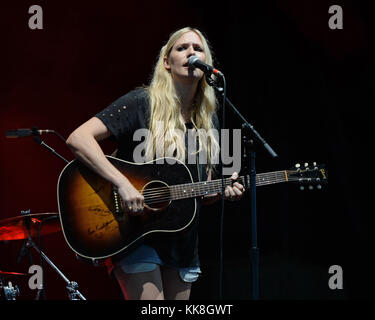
[95, 87, 219, 268]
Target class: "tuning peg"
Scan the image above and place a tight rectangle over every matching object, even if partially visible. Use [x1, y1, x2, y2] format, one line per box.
[317, 185, 322, 190]
[299, 186, 304, 191]
[308, 185, 314, 190]
[295, 163, 301, 170]
[304, 162, 309, 168]
[313, 162, 317, 166]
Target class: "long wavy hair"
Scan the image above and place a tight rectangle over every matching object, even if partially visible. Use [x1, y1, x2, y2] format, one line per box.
[145, 27, 220, 171]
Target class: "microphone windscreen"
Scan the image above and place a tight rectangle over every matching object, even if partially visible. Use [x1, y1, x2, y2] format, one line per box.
[188, 55, 199, 66]
[5, 130, 18, 138]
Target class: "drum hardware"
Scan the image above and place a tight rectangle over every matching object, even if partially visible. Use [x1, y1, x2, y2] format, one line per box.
[0, 212, 61, 241]
[0, 212, 86, 300]
[0, 271, 25, 301]
[0, 279, 20, 300]
[3, 129, 86, 299]
[24, 237, 86, 300]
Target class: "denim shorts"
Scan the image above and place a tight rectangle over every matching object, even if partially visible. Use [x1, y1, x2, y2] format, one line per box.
[110, 245, 201, 283]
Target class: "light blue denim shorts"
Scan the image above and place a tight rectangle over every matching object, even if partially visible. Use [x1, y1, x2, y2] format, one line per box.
[111, 244, 201, 283]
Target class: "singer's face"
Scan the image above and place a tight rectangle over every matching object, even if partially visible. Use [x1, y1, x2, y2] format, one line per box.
[164, 31, 206, 83]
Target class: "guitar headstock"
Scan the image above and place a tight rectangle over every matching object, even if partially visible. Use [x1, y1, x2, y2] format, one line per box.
[287, 162, 328, 190]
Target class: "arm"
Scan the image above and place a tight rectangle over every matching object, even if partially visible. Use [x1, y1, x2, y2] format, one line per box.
[66, 117, 144, 213]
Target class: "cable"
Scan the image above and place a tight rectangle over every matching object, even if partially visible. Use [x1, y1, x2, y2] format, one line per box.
[50, 130, 67, 143]
[219, 75, 227, 300]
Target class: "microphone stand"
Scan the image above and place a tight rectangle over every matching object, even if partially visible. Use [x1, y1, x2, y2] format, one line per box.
[206, 73, 278, 300]
[31, 127, 69, 164]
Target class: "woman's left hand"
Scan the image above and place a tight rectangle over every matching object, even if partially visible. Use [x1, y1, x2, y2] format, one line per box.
[224, 172, 245, 201]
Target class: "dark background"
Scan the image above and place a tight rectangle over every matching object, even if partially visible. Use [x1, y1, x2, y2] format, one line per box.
[1, 0, 374, 300]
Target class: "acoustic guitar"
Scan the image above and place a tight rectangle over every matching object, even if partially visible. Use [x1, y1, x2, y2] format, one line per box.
[57, 156, 327, 260]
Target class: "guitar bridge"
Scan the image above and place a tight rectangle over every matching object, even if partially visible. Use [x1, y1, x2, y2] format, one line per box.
[112, 186, 125, 220]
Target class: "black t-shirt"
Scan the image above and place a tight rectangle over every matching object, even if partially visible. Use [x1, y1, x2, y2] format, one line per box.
[95, 88, 219, 268]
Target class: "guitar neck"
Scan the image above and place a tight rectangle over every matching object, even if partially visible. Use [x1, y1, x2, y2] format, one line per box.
[170, 170, 288, 200]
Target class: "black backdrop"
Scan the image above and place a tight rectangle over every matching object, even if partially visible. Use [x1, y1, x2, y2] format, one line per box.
[1, 0, 374, 300]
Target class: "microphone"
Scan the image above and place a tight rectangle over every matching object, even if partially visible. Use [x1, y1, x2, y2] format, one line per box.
[5, 128, 54, 138]
[188, 56, 224, 77]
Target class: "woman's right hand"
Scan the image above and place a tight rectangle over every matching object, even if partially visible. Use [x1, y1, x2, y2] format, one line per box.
[66, 117, 145, 216]
[117, 180, 145, 215]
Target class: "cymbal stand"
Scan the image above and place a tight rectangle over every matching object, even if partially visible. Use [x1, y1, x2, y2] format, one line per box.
[22, 213, 86, 300]
[25, 238, 86, 300]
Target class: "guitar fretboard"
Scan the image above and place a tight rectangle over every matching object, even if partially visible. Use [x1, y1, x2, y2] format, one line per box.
[168, 170, 288, 200]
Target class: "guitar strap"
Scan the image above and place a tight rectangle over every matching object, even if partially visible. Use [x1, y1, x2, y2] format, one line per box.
[196, 136, 204, 182]
[186, 126, 204, 183]
[197, 155, 203, 182]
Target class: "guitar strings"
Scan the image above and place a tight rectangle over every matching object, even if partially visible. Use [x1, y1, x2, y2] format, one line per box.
[144, 182, 301, 204]
[143, 178, 302, 204]
[137, 171, 301, 204]
[139, 171, 297, 199]
[144, 179, 289, 204]
[139, 171, 294, 196]
[138, 171, 289, 196]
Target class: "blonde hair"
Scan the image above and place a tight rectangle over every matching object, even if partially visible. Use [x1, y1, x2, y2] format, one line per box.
[145, 27, 220, 171]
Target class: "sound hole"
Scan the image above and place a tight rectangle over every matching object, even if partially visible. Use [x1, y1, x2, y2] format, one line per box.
[142, 181, 171, 211]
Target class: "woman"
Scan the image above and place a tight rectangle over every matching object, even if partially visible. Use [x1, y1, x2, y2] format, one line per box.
[66, 27, 244, 300]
